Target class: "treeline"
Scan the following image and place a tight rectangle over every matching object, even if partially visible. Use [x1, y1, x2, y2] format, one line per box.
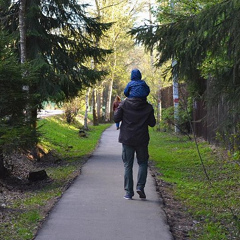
[0, 0, 112, 177]
[0, 0, 155, 178]
[131, 0, 240, 150]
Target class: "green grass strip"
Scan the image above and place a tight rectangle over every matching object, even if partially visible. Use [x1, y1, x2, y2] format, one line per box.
[0, 116, 111, 240]
[149, 129, 240, 239]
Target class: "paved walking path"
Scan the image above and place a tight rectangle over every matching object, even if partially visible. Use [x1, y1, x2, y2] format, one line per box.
[35, 124, 173, 240]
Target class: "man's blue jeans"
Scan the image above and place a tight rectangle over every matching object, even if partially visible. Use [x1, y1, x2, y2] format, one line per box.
[122, 144, 149, 196]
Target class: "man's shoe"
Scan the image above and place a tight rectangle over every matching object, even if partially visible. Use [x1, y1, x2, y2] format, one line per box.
[137, 188, 146, 199]
[124, 194, 133, 200]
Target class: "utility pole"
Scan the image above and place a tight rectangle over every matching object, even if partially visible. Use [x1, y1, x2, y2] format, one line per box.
[170, 0, 179, 133]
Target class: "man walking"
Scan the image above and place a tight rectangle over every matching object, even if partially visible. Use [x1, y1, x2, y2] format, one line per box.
[114, 73, 156, 200]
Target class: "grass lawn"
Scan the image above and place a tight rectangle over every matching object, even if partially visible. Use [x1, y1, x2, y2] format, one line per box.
[2, 116, 240, 240]
[149, 129, 240, 240]
[0, 116, 111, 240]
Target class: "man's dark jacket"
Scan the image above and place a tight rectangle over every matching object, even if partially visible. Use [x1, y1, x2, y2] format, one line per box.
[114, 98, 156, 147]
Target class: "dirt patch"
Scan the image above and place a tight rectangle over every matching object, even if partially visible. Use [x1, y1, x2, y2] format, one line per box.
[0, 150, 80, 236]
[149, 162, 197, 240]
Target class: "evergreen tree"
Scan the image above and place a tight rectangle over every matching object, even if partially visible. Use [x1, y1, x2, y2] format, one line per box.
[131, 0, 240, 142]
[1, 0, 112, 124]
[130, 0, 240, 101]
[0, 30, 35, 177]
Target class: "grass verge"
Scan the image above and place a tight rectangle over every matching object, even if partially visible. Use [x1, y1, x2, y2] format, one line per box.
[149, 129, 240, 240]
[0, 116, 111, 240]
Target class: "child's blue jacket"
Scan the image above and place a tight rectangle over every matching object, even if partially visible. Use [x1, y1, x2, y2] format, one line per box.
[124, 69, 150, 99]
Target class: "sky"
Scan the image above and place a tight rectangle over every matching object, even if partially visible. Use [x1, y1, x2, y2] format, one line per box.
[79, 0, 156, 26]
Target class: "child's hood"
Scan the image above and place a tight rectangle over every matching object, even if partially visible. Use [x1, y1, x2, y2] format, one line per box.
[131, 69, 142, 81]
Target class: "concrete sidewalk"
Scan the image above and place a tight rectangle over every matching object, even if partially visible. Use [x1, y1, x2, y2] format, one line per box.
[35, 124, 173, 240]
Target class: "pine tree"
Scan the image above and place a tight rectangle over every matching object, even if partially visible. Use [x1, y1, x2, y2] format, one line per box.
[0, 30, 35, 178]
[131, 0, 240, 101]
[131, 0, 240, 143]
[1, 0, 112, 125]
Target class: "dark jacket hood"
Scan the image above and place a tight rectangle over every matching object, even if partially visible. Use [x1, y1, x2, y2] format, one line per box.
[113, 98, 156, 147]
[131, 69, 142, 81]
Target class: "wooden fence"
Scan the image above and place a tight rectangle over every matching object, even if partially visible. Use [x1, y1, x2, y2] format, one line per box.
[160, 82, 238, 144]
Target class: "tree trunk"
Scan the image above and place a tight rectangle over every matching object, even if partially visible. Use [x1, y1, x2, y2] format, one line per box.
[84, 87, 90, 130]
[0, 150, 8, 179]
[19, 0, 28, 91]
[97, 87, 103, 123]
[31, 107, 38, 128]
[92, 0, 101, 126]
[105, 78, 113, 122]
[92, 88, 99, 126]
[157, 87, 162, 131]
[19, 0, 33, 126]
[19, 0, 27, 64]
[105, 39, 117, 121]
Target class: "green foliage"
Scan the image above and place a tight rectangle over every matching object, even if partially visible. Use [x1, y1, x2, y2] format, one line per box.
[216, 123, 240, 156]
[131, 0, 240, 101]
[62, 95, 85, 124]
[0, 0, 113, 160]
[149, 130, 240, 239]
[160, 107, 174, 131]
[38, 116, 104, 159]
[0, 30, 37, 154]
[97, 0, 136, 98]
[160, 97, 192, 133]
[1, 0, 112, 104]
[132, 0, 240, 152]
[1, 210, 41, 240]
